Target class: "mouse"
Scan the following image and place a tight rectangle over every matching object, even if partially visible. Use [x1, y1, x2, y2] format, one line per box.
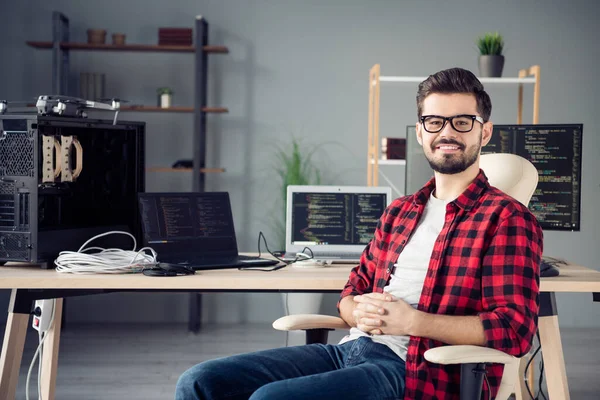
[540, 259, 560, 277]
[143, 263, 195, 277]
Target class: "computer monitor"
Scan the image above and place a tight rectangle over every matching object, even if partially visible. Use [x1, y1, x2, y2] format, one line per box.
[404, 124, 583, 231]
[284, 185, 392, 258]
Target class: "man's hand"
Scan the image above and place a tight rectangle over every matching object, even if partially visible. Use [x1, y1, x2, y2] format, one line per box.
[354, 294, 417, 336]
[352, 293, 394, 335]
[354, 295, 487, 345]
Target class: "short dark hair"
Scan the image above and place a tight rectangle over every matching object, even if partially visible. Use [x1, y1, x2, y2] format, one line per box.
[416, 68, 492, 122]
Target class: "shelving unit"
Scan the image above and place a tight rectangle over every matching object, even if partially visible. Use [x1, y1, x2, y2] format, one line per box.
[28, 11, 230, 333]
[367, 63, 541, 186]
[27, 11, 229, 191]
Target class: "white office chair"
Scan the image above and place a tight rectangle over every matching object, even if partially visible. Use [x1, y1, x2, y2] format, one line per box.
[273, 153, 539, 400]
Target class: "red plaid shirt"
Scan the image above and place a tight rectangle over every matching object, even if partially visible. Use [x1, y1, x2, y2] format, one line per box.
[339, 170, 543, 399]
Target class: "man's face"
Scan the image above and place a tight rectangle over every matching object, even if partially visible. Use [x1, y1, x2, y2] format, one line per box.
[416, 93, 492, 175]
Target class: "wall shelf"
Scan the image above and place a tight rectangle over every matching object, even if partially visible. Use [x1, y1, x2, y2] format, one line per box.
[26, 41, 228, 53]
[378, 76, 536, 84]
[120, 106, 228, 113]
[370, 159, 406, 166]
[146, 167, 225, 173]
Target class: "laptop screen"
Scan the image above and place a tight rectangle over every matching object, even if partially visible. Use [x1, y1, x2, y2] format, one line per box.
[138, 192, 239, 256]
[285, 186, 392, 256]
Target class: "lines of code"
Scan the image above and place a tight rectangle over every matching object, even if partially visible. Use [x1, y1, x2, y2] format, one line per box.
[484, 124, 582, 230]
[291, 192, 386, 245]
[516, 125, 581, 230]
[140, 194, 233, 240]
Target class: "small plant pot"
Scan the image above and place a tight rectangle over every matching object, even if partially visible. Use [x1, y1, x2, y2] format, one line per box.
[87, 29, 107, 45]
[478, 55, 505, 78]
[112, 33, 126, 45]
[159, 93, 172, 108]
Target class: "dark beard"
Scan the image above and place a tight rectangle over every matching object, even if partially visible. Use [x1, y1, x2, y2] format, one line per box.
[425, 134, 481, 175]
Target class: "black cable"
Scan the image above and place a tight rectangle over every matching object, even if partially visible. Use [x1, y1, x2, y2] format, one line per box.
[525, 338, 542, 399]
[239, 232, 314, 272]
[483, 373, 491, 400]
[537, 331, 548, 400]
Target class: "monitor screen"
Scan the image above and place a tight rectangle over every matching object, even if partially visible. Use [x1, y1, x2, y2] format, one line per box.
[138, 192, 238, 253]
[404, 124, 583, 231]
[285, 186, 392, 255]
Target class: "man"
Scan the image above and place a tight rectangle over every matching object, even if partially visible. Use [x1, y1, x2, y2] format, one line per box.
[175, 68, 543, 400]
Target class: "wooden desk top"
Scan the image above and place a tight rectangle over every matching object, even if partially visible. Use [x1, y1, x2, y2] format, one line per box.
[0, 263, 354, 291]
[0, 262, 598, 293]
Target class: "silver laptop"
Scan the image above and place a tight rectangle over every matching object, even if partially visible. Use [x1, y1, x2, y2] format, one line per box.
[285, 185, 392, 263]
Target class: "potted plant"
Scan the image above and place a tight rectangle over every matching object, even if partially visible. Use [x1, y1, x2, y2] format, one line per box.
[156, 87, 174, 108]
[476, 32, 505, 77]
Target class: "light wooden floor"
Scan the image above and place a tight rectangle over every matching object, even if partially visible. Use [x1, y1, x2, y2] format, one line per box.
[3, 323, 600, 400]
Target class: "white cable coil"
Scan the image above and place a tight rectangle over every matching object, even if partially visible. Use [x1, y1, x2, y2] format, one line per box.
[54, 231, 157, 274]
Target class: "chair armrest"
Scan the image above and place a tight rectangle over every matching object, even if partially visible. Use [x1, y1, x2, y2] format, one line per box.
[272, 314, 350, 331]
[424, 345, 518, 366]
[425, 345, 519, 400]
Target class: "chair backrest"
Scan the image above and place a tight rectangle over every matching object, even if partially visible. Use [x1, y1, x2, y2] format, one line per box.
[479, 153, 538, 207]
[479, 153, 539, 400]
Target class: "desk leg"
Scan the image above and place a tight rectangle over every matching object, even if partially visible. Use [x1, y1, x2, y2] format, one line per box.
[0, 309, 29, 398]
[40, 298, 63, 400]
[539, 292, 570, 400]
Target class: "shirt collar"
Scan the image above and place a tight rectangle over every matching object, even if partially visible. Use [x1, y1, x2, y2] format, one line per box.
[413, 170, 490, 211]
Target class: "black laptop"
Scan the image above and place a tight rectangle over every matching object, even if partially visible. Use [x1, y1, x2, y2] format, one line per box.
[138, 192, 279, 270]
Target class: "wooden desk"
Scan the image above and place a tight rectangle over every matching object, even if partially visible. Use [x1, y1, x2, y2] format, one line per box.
[1, 262, 599, 400]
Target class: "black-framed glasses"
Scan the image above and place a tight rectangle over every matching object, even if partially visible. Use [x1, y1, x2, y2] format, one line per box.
[420, 114, 484, 133]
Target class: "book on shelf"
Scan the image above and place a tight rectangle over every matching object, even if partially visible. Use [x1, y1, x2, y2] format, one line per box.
[381, 137, 406, 160]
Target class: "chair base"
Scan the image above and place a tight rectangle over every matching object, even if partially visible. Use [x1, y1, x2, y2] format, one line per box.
[305, 328, 332, 344]
[461, 362, 487, 400]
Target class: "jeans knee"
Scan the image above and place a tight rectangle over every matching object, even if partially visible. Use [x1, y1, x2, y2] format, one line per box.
[249, 382, 287, 400]
[175, 361, 222, 400]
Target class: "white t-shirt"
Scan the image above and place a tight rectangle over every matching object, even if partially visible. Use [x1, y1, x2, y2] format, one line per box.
[339, 193, 448, 360]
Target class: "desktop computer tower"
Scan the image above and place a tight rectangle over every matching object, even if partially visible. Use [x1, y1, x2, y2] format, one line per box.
[0, 114, 145, 267]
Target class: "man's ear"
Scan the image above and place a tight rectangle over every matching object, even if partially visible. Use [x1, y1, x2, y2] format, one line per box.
[481, 122, 493, 147]
[416, 123, 423, 146]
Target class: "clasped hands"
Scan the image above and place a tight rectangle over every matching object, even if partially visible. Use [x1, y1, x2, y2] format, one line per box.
[352, 293, 417, 336]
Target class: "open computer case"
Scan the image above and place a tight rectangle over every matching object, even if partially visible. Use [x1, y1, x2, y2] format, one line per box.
[0, 111, 145, 267]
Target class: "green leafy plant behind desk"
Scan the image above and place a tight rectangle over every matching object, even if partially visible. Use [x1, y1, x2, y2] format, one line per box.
[273, 139, 322, 249]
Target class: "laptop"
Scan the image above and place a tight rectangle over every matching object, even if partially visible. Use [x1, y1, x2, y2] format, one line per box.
[285, 185, 393, 263]
[138, 192, 279, 270]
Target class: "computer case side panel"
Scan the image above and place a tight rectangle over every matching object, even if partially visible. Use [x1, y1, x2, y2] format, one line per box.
[0, 115, 145, 267]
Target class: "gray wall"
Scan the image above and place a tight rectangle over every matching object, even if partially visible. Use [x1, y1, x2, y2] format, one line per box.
[1, 0, 599, 327]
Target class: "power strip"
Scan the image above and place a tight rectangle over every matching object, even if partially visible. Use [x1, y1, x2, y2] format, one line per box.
[32, 299, 54, 333]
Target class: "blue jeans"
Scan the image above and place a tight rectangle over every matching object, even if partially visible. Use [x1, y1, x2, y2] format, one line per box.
[175, 336, 405, 400]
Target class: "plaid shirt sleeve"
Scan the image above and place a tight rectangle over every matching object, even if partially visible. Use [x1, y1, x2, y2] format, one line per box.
[478, 204, 543, 356]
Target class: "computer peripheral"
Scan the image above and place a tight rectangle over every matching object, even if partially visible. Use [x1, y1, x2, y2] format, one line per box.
[143, 263, 195, 277]
[540, 257, 562, 277]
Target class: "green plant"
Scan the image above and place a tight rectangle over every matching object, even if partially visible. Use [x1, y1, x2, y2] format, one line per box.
[476, 32, 504, 55]
[156, 87, 174, 95]
[272, 138, 322, 247]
